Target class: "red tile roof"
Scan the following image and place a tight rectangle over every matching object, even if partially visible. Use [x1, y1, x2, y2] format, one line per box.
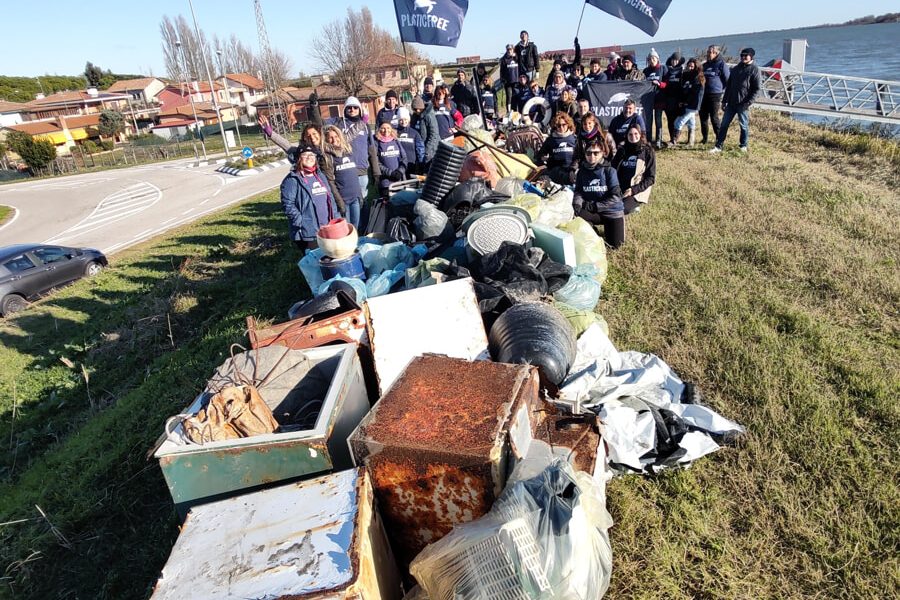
[4, 121, 60, 135]
[0, 100, 27, 114]
[223, 73, 265, 90]
[106, 78, 162, 93]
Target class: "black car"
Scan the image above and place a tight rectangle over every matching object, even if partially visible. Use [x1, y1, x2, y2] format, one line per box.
[0, 244, 108, 316]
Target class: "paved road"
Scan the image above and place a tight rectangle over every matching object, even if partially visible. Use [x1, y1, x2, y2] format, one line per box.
[0, 156, 287, 256]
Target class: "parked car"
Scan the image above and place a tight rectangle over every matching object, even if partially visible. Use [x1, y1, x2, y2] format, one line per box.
[0, 244, 108, 316]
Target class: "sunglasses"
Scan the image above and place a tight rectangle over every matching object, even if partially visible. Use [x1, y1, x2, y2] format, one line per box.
[346, 106, 360, 111]
[585, 150, 603, 156]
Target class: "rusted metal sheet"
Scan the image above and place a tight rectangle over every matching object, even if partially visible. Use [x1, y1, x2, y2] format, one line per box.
[535, 411, 602, 478]
[151, 468, 402, 600]
[349, 355, 540, 570]
[153, 344, 370, 515]
[246, 301, 366, 351]
[365, 277, 489, 396]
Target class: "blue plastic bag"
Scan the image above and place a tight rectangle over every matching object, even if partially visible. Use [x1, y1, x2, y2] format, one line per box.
[360, 242, 424, 276]
[366, 268, 406, 297]
[298, 248, 326, 292]
[553, 264, 602, 310]
[316, 275, 368, 302]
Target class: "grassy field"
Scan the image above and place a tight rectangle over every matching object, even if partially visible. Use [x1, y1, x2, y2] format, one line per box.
[0, 206, 12, 227]
[0, 112, 898, 599]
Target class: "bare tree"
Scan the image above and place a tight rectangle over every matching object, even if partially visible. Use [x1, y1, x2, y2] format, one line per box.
[160, 14, 213, 83]
[311, 7, 382, 96]
[268, 48, 294, 87]
[213, 33, 260, 76]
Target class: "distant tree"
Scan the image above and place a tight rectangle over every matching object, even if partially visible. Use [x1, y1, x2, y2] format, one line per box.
[6, 130, 57, 171]
[311, 7, 384, 96]
[84, 62, 103, 87]
[213, 33, 260, 76]
[160, 14, 213, 83]
[98, 110, 126, 140]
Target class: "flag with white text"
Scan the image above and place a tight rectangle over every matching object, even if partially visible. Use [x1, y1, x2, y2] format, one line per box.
[394, 0, 469, 47]
[586, 0, 672, 36]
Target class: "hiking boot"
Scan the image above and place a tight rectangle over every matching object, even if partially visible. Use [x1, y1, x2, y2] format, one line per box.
[688, 130, 696, 146]
[739, 146, 748, 153]
[708, 146, 722, 154]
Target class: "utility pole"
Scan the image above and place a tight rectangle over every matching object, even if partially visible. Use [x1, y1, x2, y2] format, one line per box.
[187, 0, 230, 156]
[176, 38, 207, 160]
[216, 49, 243, 148]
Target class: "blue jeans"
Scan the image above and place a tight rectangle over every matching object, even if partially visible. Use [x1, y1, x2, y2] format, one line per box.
[716, 105, 750, 148]
[651, 107, 665, 141]
[344, 198, 361, 230]
[357, 173, 370, 200]
[674, 109, 697, 132]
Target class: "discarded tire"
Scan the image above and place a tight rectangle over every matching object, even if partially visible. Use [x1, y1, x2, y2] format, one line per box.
[421, 142, 467, 206]
[488, 302, 576, 386]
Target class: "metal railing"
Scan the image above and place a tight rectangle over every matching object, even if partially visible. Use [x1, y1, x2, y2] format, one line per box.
[751, 66, 900, 124]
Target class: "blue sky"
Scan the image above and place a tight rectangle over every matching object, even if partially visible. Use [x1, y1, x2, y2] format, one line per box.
[3, 0, 897, 77]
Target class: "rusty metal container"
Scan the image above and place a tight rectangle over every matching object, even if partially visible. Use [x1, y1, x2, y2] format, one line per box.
[153, 343, 370, 515]
[246, 292, 367, 351]
[151, 468, 402, 600]
[348, 355, 540, 570]
[535, 412, 603, 478]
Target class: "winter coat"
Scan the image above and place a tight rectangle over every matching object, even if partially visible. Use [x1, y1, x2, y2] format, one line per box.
[612, 142, 656, 204]
[499, 53, 520, 83]
[680, 72, 705, 112]
[544, 83, 575, 108]
[280, 169, 338, 241]
[397, 125, 425, 170]
[723, 61, 762, 110]
[702, 55, 730, 96]
[643, 63, 669, 109]
[451, 81, 479, 117]
[323, 150, 363, 203]
[434, 104, 457, 140]
[609, 113, 647, 146]
[512, 84, 534, 113]
[480, 88, 497, 114]
[412, 104, 440, 162]
[575, 126, 616, 162]
[265, 129, 346, 214]
[515, 40, 540, 73]
[335, 114, 377, 176]
[374, 136, 408, 192]
[538, 131, 577, 170]
[376, 107, 400, 128]
[615, 66, 645, 81]
[572, 160, 623, 219]
[579, 71, 607, 100]
[663, 54, 685, 103]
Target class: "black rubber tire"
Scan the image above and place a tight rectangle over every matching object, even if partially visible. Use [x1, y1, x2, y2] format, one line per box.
[84, 261, 103, 277]
[1, 294, 28, 317]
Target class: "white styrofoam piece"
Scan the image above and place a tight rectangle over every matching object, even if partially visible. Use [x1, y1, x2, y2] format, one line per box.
[152, 469, 362, 600]
[366, 277, 489, 395]
[530, 223, 577, 267]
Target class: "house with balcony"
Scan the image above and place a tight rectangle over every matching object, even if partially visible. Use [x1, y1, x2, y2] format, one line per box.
[252, 81, 390, 130]
[22, 88, 131, 121]
[217, 73, 266, 120]
[152, 101, 238, 139]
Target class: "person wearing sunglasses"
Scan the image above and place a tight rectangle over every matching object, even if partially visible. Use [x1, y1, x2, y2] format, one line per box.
[710, 47, 761, 154]
[572, 137, 625, 249]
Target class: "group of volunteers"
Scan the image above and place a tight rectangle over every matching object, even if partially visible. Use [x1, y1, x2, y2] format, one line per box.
[266, 31, 762, 251]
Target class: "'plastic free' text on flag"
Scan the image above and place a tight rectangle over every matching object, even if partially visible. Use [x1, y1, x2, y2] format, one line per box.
[586, 0, 672, 36]
[394, 0, 469, 47]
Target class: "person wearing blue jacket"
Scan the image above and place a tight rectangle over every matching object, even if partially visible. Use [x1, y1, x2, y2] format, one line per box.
[396, 107, 425, 175]
[512, 73, 534, 113]
[330, 96, 380, 198]
[671, 58, 705, 146]
[537, 112, 577, 185]
[711, 47, 762, 153]
[572, 137, 625, 249]
[280, 145, 339, 249]
[642, 49, 668, 147]
[376, 90, 401, 128]
[609, 99, 647, 148]
[374, 123, 408, 197]
[700, 45, 730, 144]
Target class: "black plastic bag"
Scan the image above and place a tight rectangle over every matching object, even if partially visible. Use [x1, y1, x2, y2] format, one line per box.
[473, 242, 571, 304]
[387, 217, 416, 244]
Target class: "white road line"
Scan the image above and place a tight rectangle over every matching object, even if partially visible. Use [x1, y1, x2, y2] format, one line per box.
[181, 208, 194, 215]
[161, 217, 178, 225]
[212, 189, 221, 197]
[44, 182, 162, 243]
[0, 206, 21, 233]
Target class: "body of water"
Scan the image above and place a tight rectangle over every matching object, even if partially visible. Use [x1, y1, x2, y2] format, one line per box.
[625, 22, 900, 81]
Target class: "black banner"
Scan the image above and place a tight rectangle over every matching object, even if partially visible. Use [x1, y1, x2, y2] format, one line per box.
[394, 0, 469, 48]
[583, 80, 656, 129]
[586, 0, 672, 36]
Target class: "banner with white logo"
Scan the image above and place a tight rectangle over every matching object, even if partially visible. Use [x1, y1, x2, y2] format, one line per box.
[583, 80, 656, 129]
[585, 0, 672, 36]
[394, 0, 469, 47]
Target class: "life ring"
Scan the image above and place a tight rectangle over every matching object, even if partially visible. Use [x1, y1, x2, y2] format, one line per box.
[522, 97, 552, 128]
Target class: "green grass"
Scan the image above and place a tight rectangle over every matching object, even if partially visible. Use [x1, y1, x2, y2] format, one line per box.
[0, 112, 898, 599]
[0, 206, 12, 226]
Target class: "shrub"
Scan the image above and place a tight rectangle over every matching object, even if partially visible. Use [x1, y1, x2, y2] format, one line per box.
[5, 130, 57, 170]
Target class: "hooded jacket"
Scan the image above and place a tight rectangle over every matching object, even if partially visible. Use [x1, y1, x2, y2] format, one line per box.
[663, 53, 686, 101]
[397, 124, 425, 167]
[515, 40, 540, 72]
[323, 150, 363, 203]
[680, 70, 705, 112]
[411, 104, 439, 162]
[335, 109, 377, 176]
[615, 65, 646, 81]
[264, 128, 346, 215]
[575, 125, 616, 162]
[512, 82, 534, 113]
[376, 106, 400, 128]
[612, 142, 656, 204]
[609, 112, 647, 146]
[280, 168, 338, 241]
[499, 52, 520, 83]
[538, 131, 577, 170]
[451, 80, 479, 116]
[573, 159, 623, 219]
[702, 54, 730, 96]
[724, 61, 762, 110]
[374, 135, 408, 191]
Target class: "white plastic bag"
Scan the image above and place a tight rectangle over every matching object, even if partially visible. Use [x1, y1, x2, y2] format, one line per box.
[535, 188, 575, 227]
[558, 217, 608, 284]
[414, 200, 449, 239]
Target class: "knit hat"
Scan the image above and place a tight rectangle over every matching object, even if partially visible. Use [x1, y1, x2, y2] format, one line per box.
[412, 97, 425, 110]
[609, 51, 619, 61]
[344, 96, 361, 109]
[457, 68, 466, 76]
[424, 76, 434, 86]
[741, 47, 756, 58]
[297, 144, 317, 157]
[621, 54, 634, 64]
[397, 107, 411, 121]
[647, 48, 659, 61]
[385, 89, 398, 100]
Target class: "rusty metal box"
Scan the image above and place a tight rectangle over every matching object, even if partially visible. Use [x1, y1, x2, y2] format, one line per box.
[153, 343, 370, 514]
[348, 355, 540, 570]
[151, 468, 402, 599]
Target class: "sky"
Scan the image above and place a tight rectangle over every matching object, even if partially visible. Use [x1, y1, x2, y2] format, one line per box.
[2, 0, 897, 78]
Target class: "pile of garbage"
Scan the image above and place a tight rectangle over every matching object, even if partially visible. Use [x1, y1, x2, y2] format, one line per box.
[148, 138, 743, 599]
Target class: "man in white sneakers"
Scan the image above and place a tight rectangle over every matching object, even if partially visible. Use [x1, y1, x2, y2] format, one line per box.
[710, 47, 761, 154]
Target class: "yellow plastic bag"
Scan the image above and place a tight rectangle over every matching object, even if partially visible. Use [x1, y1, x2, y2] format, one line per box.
[557, 217, 608, 284]
[505, 193, 543, 221]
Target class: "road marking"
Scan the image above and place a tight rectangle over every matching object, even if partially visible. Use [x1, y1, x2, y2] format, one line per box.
[0, 206, 20, 233]
[44, 181, 162, 244]
[181, 208, 194, 215]
[212, 189, 221, 197]
[162, 217, 177, 225]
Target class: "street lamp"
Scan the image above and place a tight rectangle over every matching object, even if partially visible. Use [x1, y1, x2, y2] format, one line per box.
[187, 0, 230, 157]
[216, 48, 243, 148]
[175, 38, 207, 160]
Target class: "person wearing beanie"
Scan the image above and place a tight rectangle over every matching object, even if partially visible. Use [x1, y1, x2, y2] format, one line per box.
[605, 52, 620, 79]
[420, 76, 435, 104]
[614, 55, 645, 81]
[410, 95, 438, 167]
[280, 144, 338, 250]
[376, 90, 400, 128]
[700, 44, 730, 144]
[711, 47, 761, 154]
[499, 43, 520, 113]
[512, 72, 534, 113]
[662, 51, 686, 145]
[643, 48, 668, 147]
[396, 106, 425, 174]
[338, 95, 379, 204]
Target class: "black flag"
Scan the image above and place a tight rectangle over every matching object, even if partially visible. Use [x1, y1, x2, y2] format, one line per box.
[583, 80, 656, 129]
[586, 0, 672, 36]
[394, 0, 469, 48]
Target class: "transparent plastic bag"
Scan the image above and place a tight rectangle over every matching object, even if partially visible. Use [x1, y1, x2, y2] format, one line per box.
[535, 188, 575, 227]
[360, 241, 419, 276]
[554, 301, 610, 338]
[410, 459, 613, 600]
[505, 193, 543, 221]
[297, 247, 325, 292]
[553, 264, 602, 310]
[365, 267, 405, 298]
[316, 275, 367, 302]
[414, 200, 450, 240]
[557, 217, 608, 284]
[494, 176, 528, 199]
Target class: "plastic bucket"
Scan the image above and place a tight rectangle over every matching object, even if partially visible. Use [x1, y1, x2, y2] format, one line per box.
[319, 251, 367, 281]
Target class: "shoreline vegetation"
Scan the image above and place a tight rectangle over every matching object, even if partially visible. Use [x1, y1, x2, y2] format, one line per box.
[0, 112, 898, 598]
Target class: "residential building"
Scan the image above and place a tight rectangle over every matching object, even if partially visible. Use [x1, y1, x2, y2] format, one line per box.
[1, 114, 102, 155]
[0, 101, 26, 128]
[23, 89, 131, 120]
[252, 81, 390, 130]
[106, 77, 167, 133]
[152, 101, 238, 139]
[217, 73, 267, 119]
[157, 82, 228, 113]
[366, 52, 429, 91]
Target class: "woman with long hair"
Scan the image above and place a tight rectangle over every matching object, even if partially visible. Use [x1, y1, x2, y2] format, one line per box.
[537, 112, 577, 185]
[279, 145, 338, 250]
[612, 123, 656, 215]
[322, 125, 363, 229]
[671, 58, 706, 146]
[572, 137, 625, 249]
[432, 85, 462, 141]
[575, 112, 616, 162]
